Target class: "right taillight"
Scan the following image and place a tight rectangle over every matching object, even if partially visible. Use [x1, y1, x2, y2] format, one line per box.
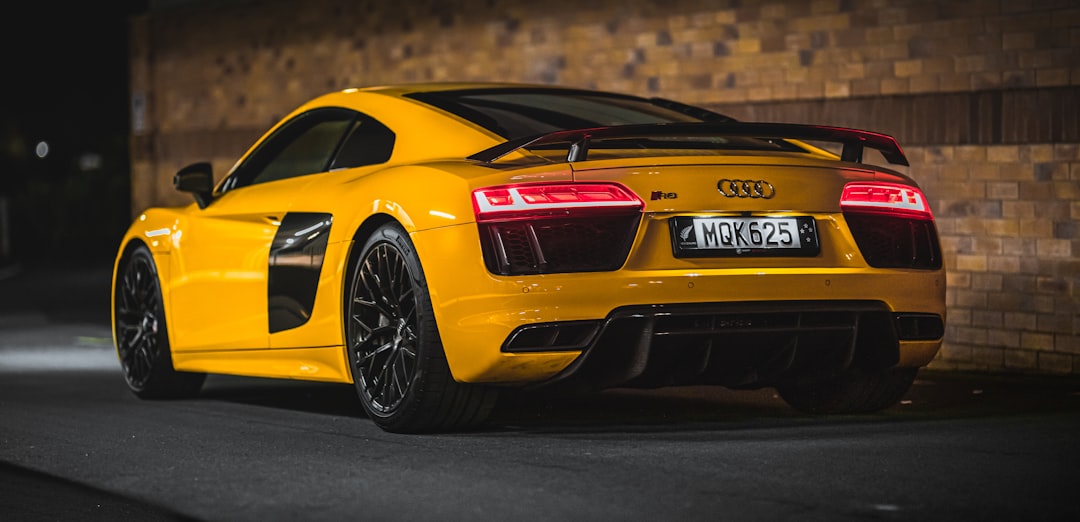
[841, 182, 941, 269]
[840, 182, 933, 220]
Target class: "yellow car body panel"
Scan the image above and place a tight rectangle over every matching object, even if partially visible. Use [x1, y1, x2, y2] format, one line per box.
[112, 82, 946, 430]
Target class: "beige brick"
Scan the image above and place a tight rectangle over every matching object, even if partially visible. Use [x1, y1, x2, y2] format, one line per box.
[998, 164, 1037, 181]
[1054, 181, 1080, 199]
[986, 182, 1019, 200]
[984, 219, 1020, 237]
[987, 145, 1021, 163]
[954, 54, 987, 73]
[1038, 311, 1073, 332]
[949, 307, 972, 326]
[851, 78, 881, 96]
[735, 38, 761, 54]
[946, 271, 972, 288]
[793, 14, 850, 32]
[1002, 201, 1036, 218]
[796, 83, 826, 99]
[972, 310, 1003, 328]
[938, 73, 970, 91]
[971, 346, 1004, 366]
[1057, 334, 1080, 355]
[954, 290, 988, 308]
[971, 71, 1003, 89]
[1022, 145, 1055, 163]
[1004, 312, 1038, 331]
[1001, 238, 1037, 255]
[909, 75, 939, 93]
[894, 59, 923, 77]
[1054, 144, 1080, 161]
[1021, 332, 1055, 351]
[824, 80, 850, 98]
[1036, 68, 1070, 87]
[987, 255, 1021, 274]
[1020, 219, 1054, 238]
[955, 254, 988, 272]
[1038, 352, 1074, 374]
[1002, 32, 1036, 50]
[880, 78, 909, 95]
[937, 342, 972, 363]
[1032, 295, 1057, 313]
[954, 324, 990, 344]
[971, 273, 1003, 291]
[1004, 348, 1037, 369]
[1037, 239, 1072, 257]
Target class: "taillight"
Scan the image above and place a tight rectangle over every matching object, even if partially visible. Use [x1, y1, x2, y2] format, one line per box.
[841, 182, 941, 269]
[472, 183, 643, 275]
[840, 182, 933, 220]
[473, 183, 644, 221]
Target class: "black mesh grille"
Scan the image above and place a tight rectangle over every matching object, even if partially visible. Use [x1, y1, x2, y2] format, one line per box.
[480, 213, 640, 275]
[845, 213, 942, 269]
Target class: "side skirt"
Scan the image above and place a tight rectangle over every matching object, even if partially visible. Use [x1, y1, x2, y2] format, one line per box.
[172, 345, 352, 383]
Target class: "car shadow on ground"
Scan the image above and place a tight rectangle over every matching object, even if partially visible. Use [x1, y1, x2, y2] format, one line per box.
[194, 369, 1080, 434]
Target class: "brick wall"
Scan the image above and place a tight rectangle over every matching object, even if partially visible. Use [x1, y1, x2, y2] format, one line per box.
[130, 0, 1080, 374]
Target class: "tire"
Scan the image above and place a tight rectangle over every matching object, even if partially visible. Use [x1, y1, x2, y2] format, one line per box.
[345, 223, 498, 433]
[114, 244, 206, 399]
[777, 367, 918, 414]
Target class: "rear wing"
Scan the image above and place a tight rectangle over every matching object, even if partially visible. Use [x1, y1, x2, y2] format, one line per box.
[467, 122, 909, 166]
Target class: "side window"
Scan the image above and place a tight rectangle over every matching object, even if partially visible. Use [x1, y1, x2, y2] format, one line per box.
[329, 116, 396, 170]
[221, 108, 355, 192]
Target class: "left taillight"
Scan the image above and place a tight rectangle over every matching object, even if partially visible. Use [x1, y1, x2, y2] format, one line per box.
[840, 182, 941, 269]
[472, 182, 643, 275]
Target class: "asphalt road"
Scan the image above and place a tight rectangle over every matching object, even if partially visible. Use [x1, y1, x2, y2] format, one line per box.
[2, 265, 1079, 521]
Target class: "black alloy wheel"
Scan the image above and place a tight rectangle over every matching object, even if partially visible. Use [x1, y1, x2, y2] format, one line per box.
[346, 223, 497, 433]
[350, 240, 419, 414]
[114, 244, 205, 398]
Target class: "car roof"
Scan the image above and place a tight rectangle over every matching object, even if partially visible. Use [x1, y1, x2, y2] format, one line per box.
[348, 82, 625, 98]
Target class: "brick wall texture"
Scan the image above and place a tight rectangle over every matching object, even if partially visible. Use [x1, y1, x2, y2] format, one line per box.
[130, 0, 1080, 375]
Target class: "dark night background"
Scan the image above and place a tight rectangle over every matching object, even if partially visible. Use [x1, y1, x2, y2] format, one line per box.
[1, 3, 148, 269]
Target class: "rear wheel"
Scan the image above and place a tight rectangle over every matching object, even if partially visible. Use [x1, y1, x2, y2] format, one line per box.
[346, 223, 498, 433]
[114, 244, 205, 399]
[777, 367, 918, 414]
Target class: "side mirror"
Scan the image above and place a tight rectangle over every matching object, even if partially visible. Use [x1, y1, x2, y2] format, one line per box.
[174, 162, 215, 209]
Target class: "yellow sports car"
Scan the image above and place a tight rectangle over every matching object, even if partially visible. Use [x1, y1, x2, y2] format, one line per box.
[113, 83, 945, 432]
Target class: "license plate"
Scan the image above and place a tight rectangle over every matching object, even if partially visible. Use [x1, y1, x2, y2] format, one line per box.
[670, 216, 819, 257]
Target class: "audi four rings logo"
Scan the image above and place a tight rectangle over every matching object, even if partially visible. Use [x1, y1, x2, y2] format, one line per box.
[717, 179, 776, 199]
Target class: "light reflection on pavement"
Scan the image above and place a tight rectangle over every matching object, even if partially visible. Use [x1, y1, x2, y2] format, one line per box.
[0, 321, 116, 372]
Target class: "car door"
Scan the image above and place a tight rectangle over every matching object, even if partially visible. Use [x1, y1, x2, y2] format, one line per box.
[168, 108, 358, 352]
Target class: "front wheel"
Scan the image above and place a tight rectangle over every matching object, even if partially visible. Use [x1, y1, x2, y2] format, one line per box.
[114, 244, 205, 399]
[345, 223, 498, 433]
[777, 367, 918, 414]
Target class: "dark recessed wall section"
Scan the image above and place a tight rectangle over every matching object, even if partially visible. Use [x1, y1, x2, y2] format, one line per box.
[711, 87, 1080, 146]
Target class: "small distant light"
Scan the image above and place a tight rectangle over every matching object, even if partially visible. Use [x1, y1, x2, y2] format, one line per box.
[35, 141, 49, 159]
[79, 153, 103, 171]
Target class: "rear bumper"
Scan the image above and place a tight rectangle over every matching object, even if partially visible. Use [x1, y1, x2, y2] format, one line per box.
[414, 223, 946, 386]
[517, 301, 943, 391]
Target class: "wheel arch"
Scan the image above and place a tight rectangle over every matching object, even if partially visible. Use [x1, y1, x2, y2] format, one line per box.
[341, 213, 400, 295]
[338, 213, 403, 380]
[112, 238, 152, 348]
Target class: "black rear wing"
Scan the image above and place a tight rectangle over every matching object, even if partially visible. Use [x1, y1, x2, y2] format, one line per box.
[467, 122, 909, 166]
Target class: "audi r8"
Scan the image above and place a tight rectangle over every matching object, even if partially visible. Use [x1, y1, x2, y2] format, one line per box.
[112, 82, 945, 432]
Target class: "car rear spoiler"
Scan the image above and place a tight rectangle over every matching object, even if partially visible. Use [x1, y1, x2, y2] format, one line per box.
[467, 122, 909, 166]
